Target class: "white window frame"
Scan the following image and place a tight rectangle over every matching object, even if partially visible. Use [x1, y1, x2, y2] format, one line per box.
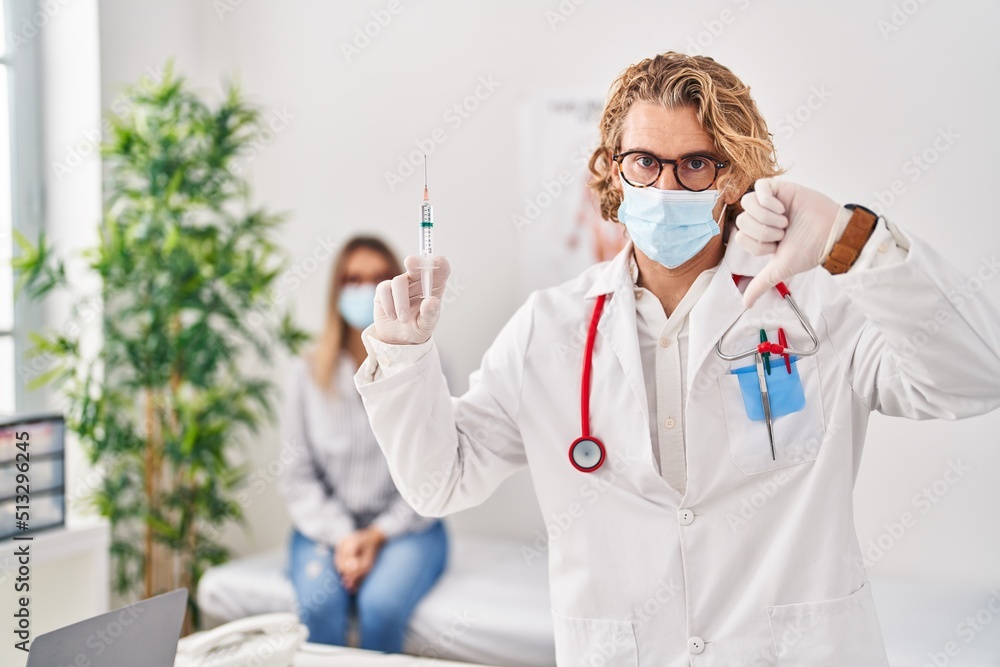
[2, 0, 45, 415]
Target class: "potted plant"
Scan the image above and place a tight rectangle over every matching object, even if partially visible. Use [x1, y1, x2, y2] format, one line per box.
[12, 63, 308, 631]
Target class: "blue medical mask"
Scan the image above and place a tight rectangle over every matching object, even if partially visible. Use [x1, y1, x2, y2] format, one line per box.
[617, 180, 722, 269]
[338, 283, 377, 330]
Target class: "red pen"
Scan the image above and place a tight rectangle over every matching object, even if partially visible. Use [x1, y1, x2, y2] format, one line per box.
[778, 328, 792, 374]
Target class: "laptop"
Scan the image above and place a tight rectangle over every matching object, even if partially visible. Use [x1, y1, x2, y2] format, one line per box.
[27, 588, 187, 667]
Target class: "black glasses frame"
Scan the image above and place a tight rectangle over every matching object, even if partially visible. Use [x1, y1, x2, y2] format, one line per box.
[612, 151, 729, 191]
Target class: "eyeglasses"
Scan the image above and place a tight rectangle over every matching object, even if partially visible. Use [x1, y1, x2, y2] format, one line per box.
[343, 272, 394, 286]
[612, 151, 729, 191]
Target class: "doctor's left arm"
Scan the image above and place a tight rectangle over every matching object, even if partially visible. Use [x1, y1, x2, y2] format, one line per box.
[818, 217, 1000, 419]
[353, 294, 534, 517]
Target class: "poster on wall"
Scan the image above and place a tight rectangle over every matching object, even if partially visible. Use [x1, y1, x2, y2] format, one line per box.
[513, 94, 628, 301]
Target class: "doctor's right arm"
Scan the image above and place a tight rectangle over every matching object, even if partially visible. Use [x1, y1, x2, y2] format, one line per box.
[353, 256, 532, 517]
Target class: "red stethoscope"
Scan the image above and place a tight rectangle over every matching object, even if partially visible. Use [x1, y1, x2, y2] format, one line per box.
[568, 275, 819, 473]
[568, 292, 609, 472]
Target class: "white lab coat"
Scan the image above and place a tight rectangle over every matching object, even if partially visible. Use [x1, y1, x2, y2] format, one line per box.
[354, 219, 1000, 666]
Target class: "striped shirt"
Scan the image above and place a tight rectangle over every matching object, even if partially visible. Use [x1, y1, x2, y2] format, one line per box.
[278, 351, 435, 547]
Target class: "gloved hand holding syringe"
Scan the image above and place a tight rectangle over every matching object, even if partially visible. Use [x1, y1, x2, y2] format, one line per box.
[373, 155, 451, 346]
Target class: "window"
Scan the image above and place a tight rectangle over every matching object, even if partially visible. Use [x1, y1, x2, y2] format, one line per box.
[0, 3, 14, 416]
[1, 0, 44, 417]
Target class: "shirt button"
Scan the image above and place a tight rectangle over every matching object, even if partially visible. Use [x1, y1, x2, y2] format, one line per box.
[664, 417, 675, 429]
[878, 242, 888, 253]
[659, 337, 671, 348]
[678, 508, 695, 525]
[378, 354, 391, 367]
[688, 636, 705, 654]
[634, 290, 644, 299]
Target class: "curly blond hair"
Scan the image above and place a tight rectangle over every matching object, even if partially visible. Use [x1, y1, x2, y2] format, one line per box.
[588, 52, 783, 227]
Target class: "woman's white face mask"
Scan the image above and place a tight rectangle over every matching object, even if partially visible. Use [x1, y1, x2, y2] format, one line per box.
[339, 283, 377, 330]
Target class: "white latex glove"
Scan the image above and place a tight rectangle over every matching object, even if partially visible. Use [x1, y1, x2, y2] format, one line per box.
[373, 255, 450, 345]
[733, 178, 841, 308]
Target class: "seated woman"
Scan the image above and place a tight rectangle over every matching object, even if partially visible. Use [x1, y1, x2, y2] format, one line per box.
[279, 234, 448, 651]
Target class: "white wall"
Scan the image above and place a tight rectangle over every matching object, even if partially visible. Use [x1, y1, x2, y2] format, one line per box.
[89, 0, 1000, 589]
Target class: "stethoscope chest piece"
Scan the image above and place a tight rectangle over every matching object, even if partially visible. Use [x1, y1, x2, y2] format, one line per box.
[569, 436, 606, 472]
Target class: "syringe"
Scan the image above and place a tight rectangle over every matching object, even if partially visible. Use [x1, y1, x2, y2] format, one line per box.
[420, 155, 434, 300]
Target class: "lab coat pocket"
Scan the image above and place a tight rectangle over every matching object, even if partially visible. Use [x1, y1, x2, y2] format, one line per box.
[766, 581, 889, 666]
[719, 354, 826, 476]
[550, 608, 638, 667]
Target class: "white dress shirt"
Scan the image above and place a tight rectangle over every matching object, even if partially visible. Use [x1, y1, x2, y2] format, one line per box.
[631, 252, 716, 495]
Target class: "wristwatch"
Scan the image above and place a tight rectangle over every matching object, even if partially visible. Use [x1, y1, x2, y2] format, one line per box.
[821, 204, 879, 275]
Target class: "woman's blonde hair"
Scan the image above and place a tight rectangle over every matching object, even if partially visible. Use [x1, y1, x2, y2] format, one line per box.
[308, 235, 401, 396]
[588, 52, 783, 231]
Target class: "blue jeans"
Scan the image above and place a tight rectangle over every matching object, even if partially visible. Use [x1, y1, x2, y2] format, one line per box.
[287, 521, 448, 651]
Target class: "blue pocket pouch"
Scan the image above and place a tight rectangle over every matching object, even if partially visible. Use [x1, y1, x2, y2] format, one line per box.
[730, 355, 806, 421]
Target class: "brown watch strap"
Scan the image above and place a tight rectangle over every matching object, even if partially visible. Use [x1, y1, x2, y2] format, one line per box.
[822, 205, 879, 275]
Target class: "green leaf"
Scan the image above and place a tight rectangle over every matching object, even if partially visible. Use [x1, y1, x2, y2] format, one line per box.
[11, 229, 67, 298]
[26, 365, 71, 392]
